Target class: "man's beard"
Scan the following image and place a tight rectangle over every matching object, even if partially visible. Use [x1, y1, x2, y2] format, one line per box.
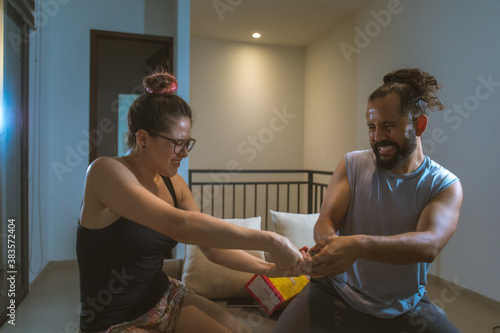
[372, 128, 417, 170]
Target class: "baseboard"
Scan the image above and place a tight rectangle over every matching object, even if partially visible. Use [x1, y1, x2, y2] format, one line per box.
[30, 260, 78, 291]
[428, 274, 500, 312]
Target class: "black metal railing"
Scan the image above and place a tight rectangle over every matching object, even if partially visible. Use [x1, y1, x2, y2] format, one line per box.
[189, 169, 333, 230]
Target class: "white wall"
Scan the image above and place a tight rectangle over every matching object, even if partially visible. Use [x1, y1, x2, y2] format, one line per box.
[304, 16, 360, 171]
[29, 0, 186, 283]
[189, 37, 305, 171]
[305, 0, 500, 302]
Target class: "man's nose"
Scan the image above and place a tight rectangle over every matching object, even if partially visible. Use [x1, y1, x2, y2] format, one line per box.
[373, 128, 387, 142]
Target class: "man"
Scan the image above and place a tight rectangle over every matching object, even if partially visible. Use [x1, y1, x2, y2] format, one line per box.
[275, 68, 463, 333]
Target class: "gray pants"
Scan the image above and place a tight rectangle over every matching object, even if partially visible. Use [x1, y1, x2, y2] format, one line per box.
[274, 278, 460, 333]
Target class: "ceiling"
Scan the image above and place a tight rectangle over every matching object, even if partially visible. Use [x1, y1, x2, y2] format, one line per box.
[190, 0, 374, 47]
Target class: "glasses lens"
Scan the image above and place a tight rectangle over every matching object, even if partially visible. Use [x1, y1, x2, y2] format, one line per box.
[174, 139, 195, 153]
[187, 139, 195, 152]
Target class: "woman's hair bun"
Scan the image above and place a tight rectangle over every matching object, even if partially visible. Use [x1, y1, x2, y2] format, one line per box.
[143, 72, 178, 95]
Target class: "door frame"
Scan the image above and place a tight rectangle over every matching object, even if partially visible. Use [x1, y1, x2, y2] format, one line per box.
[88, 30, 174, 163]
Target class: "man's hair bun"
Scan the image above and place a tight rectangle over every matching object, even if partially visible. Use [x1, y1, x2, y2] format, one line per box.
[143, 72, 178, 95]
[370, 68, 444, 116]
[382, 68, 440, 101]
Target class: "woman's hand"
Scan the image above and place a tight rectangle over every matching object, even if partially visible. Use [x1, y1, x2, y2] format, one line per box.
[266, 246, 314, 277]
[267, 234, 303, 271]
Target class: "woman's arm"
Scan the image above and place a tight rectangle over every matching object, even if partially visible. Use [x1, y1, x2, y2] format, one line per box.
[172, 172, 309, 276]
[84, 157, 301, 269]
[199, 247, 274, 275]
[199, 246, 311, 277]
[170, 173, 200, 212]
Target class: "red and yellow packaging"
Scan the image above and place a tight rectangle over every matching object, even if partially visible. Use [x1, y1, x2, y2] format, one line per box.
[245, 275, 310, 316]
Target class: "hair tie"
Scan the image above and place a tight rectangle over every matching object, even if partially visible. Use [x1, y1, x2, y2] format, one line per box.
[144, 73, 178, 95]
[145, 82, 177, 95]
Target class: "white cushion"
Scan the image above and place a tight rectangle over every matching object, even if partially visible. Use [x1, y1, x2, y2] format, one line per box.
[269, 210, 319, 249]
[181, 217, 265, 299]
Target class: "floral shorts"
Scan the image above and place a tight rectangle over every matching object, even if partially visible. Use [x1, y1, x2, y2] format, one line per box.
[104, 277, 192, 333]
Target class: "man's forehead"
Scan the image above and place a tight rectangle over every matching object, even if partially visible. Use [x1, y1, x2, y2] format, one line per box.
[368, 93, 401, 107]
[366, 94, 405, 119]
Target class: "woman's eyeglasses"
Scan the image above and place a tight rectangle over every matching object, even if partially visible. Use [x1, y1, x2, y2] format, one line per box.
[153, 133, 196, 154]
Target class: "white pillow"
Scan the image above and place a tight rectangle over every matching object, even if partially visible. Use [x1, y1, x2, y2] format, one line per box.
[269, 210, 319, 249]
[181, 217, 265, 299]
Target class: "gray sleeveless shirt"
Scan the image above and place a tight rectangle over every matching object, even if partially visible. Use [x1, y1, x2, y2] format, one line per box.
[329, 150, 459, 318]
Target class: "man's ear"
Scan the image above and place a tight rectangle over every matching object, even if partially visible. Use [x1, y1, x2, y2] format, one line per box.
[414, 115, 428, 136]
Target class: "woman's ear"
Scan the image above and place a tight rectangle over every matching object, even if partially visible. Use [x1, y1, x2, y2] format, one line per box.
[135, 129, 149, 148]
[414, 115, 428, 136]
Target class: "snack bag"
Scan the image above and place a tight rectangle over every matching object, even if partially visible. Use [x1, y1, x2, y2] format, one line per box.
[245, 275, 310, 316]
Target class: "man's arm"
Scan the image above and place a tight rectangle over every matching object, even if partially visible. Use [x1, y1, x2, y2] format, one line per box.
[358, 181, 463, 263]
[312, 181, 463, 276]
[314, 157, 351, 243]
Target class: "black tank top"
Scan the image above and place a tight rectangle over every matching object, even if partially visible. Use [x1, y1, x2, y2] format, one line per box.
[77, 176, 179, 332]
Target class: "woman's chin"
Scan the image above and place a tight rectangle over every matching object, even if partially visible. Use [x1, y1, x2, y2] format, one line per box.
[161, 167, 178, 178]
[160, 172, 176, 178]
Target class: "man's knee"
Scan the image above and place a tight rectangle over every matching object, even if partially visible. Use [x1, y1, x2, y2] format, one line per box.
[274, 282, 337, 333]
[401, 299, 460, 333]
[274, 296, 312, 333]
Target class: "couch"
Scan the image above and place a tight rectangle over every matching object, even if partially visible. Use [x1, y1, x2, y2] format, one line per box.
[161, 212, 320, 333]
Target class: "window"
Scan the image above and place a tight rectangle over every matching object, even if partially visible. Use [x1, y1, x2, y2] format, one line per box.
[0, 0, 33, 326]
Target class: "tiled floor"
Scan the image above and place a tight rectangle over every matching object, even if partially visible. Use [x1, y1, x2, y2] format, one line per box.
[425, 281, 500, 333]
[0, 262, 81, 333]
[0, 261, 499, 333]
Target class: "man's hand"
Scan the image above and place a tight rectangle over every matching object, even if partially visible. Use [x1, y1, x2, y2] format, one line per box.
[309, 235, 362, 277]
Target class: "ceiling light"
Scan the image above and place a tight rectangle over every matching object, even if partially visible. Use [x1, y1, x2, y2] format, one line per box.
[252, 33, 261, 39]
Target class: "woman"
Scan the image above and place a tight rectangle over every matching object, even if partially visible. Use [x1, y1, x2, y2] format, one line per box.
[77, 72, 307, 333]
